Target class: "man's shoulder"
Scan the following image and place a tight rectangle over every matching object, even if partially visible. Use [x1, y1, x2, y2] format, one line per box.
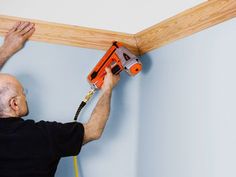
[22, 118, 83, 130]
[23, 118, 60, 124]
[20, 119, 60, 128]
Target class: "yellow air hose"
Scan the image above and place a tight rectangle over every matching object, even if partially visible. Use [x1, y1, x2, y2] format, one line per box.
[73, 88, 96, 177]
[73, 156, 79, 177]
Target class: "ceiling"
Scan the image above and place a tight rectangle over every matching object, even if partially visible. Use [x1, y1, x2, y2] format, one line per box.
[0, 0, 205, 33]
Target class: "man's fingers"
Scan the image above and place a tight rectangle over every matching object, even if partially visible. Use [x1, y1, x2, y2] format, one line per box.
[21, 23, 35, 36]
[105, 67, 112, 74]
[22, 27, 35, 40]
[12, 21, 21, 30]
[115, 74, 120, 79]
[6, 21, 21, 36]
[15, 21, 30, 33]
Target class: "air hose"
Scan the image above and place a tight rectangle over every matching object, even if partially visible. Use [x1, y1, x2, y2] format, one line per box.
[73, 88, 96, 177]
[74, 88, 96, 121]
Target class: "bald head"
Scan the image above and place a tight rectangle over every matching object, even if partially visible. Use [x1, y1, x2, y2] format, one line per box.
[0, 73, 28, 118]
[0, 73, 22, 90]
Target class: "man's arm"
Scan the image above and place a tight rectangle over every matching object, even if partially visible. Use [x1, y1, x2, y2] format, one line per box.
[83, 67, 120, 144]
[0, 21, 35, 68]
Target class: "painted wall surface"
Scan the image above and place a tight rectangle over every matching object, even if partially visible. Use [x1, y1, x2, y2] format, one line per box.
[0, 0, 204, 33]
[0, 38, 140, 177]
[1, 16, 236, 177]
[138, 18, 236, 177]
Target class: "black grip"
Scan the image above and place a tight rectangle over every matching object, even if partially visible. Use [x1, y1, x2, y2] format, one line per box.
[111, 65, 121, 75]
[90, 71, 98, 80]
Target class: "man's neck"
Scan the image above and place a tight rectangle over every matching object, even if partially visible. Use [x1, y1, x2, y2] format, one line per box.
[0, 112, 19, 119]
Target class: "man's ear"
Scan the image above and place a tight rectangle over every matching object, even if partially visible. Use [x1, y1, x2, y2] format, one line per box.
[9, 97, 19, 112]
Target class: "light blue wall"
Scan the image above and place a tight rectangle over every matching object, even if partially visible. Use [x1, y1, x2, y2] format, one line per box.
[138, 18, 236, 177]
[1, 17, 236, 177]
[0, 39, 140, 177]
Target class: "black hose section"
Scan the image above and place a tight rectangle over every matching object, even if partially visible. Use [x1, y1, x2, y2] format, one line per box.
[73, 101, 86, 121]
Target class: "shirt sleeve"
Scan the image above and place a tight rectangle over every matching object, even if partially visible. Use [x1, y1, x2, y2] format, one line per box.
[35, 121, 84, 157]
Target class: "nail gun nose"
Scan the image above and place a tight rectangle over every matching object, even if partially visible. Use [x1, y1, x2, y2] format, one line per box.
[129, 63, 142, 75]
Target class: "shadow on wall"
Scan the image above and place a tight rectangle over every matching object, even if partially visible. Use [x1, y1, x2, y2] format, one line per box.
[139, 53, 153, 75]
[136, 53, 155, 177]
[16, 73, 42, 121]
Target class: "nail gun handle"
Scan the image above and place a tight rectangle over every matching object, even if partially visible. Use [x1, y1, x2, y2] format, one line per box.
[87, 41, 126, 89]
[111, 64, 122, 75]
[94, 64, 121, 89]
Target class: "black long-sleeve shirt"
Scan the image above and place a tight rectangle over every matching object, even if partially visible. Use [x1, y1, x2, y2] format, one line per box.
[0, 117, 84, 177]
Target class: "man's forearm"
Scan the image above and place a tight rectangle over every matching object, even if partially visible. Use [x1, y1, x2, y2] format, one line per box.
[91, 89, 112, 133]
[0, 46, 11, 68]
[83, 89, 112, 144]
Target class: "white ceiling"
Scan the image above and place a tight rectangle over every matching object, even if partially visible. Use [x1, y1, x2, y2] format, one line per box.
[0, 0, 205, 33]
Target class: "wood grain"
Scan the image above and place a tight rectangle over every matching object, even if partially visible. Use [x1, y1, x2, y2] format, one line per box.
[135, 0, 236, 54]
[0, 15, 139, 55]
[0, 0, 235, 56]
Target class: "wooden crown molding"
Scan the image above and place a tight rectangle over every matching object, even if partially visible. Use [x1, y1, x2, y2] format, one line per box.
[0, 15, 139, 55]
[135, 0, 236, 55]
[0, 0, 235, 56]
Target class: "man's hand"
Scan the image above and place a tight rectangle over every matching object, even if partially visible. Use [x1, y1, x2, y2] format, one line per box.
[1, 21, 35, 58]
[102, 67, 120, 92]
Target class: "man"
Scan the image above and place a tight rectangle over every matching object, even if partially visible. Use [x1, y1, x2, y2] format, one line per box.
[0, 21, 120, 177]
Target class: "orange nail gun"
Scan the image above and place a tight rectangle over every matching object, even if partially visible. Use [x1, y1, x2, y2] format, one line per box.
[73, 41, 142, 121]
[88, 41, 142, 89]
